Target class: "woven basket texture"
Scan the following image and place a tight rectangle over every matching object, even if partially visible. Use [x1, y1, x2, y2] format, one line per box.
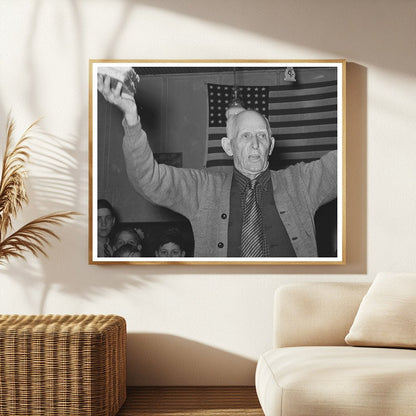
[0, 314, 126, 416]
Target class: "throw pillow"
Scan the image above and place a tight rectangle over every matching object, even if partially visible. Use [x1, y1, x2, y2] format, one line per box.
[345, 272, 416, 348]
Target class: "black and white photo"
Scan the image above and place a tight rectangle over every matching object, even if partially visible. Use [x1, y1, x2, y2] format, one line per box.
[89, 60, 345, 264]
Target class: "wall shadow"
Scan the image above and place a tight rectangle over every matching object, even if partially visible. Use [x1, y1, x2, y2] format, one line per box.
[127, 333, 257, 386]
[0, 122, 158, 313]
[133, 0, 414, 77]
[0, 1, 156, 312]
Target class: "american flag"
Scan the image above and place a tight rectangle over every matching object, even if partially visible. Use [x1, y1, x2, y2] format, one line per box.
[205, 77, 338, 170]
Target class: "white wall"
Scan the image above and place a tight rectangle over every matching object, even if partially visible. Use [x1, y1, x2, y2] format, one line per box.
[0, 0, 415, 385]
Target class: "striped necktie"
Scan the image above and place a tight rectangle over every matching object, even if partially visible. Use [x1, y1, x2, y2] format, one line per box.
[241, 179, 264, 257]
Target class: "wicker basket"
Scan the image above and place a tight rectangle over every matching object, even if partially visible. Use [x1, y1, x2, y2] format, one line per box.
[0, 314, 126, 416]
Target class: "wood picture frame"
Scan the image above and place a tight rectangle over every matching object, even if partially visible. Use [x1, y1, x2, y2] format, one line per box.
[89, 60, 346, 265]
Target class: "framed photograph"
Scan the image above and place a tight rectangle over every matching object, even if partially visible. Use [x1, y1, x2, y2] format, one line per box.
[89, 60, 345, 265]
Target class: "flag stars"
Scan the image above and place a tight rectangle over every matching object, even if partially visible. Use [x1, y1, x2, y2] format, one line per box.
[207, 83, 269, 127]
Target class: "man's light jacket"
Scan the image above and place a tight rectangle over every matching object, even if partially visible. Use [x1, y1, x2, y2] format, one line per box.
[122, 119, 337, 258]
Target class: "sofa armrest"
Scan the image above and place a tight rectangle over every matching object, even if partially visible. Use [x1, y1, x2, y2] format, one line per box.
[273, 282, 370, 348]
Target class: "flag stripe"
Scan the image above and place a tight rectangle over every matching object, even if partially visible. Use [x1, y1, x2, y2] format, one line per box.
[279, 150, 330, 159]
[270, 117, 337, 128]
[270, 97, 337, 111]
[269, 91, 337, 103]
[208, 146, 226, 154]
[208, 127, 228, 135]
[270, 80, 337, 91]
[276, 137, 337, 147]
[208, 133, 227, 141]
[277, 130, 337, 140]
[277, 143, 338, 153]
[272, 124, 337, 135]
[269, 104, 337, 115]
[270, 110, 338, 121]
[270, 85, 336, 98]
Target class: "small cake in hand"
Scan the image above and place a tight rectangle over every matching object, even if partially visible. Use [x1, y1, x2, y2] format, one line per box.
[97, 67, 140, 99]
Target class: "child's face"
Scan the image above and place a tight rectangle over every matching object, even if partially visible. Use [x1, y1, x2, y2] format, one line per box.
[155, 242, 185, 257]
[114, 230, 139, 251]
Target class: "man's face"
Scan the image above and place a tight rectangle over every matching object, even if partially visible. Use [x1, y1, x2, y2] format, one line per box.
[223, 111, 275, 178]
[97, 208, 114, 238]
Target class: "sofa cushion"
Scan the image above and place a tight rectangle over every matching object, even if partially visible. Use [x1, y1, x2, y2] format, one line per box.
[256, 346, 416, 416]
[345, 272, 416, 348]
[274, 282, 370, 348]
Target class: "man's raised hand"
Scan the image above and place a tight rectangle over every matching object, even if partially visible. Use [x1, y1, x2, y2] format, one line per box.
[97, 74, 139, 126]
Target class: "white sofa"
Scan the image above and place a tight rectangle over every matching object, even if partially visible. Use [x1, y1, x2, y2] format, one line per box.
[255, 281, 416, 416]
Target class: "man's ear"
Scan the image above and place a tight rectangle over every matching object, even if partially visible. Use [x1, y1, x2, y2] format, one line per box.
[269, 136, 276, 155]
[221, 137, 233, 156]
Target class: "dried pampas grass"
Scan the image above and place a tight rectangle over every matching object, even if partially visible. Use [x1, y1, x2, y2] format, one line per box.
[0, 115, 78, 265]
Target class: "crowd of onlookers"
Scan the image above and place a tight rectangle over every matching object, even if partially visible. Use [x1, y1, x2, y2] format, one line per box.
[97, 199, 187, 258]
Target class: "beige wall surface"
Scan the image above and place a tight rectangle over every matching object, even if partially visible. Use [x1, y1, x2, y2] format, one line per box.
[0, 0, 415, 385]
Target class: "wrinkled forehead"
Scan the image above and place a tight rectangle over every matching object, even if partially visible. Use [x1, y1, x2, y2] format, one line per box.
[227, 110, 269, 138]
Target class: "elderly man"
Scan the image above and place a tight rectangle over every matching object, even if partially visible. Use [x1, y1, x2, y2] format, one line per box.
[98, 75, 337, 258]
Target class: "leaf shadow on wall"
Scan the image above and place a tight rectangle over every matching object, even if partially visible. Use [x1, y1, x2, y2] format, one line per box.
[0, 117, 149, 316]
[0, 1, 161, 313]
[0, 126, 153, 314]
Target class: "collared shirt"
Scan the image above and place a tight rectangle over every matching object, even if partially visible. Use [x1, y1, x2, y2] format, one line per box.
[227, 168, 296, 257]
